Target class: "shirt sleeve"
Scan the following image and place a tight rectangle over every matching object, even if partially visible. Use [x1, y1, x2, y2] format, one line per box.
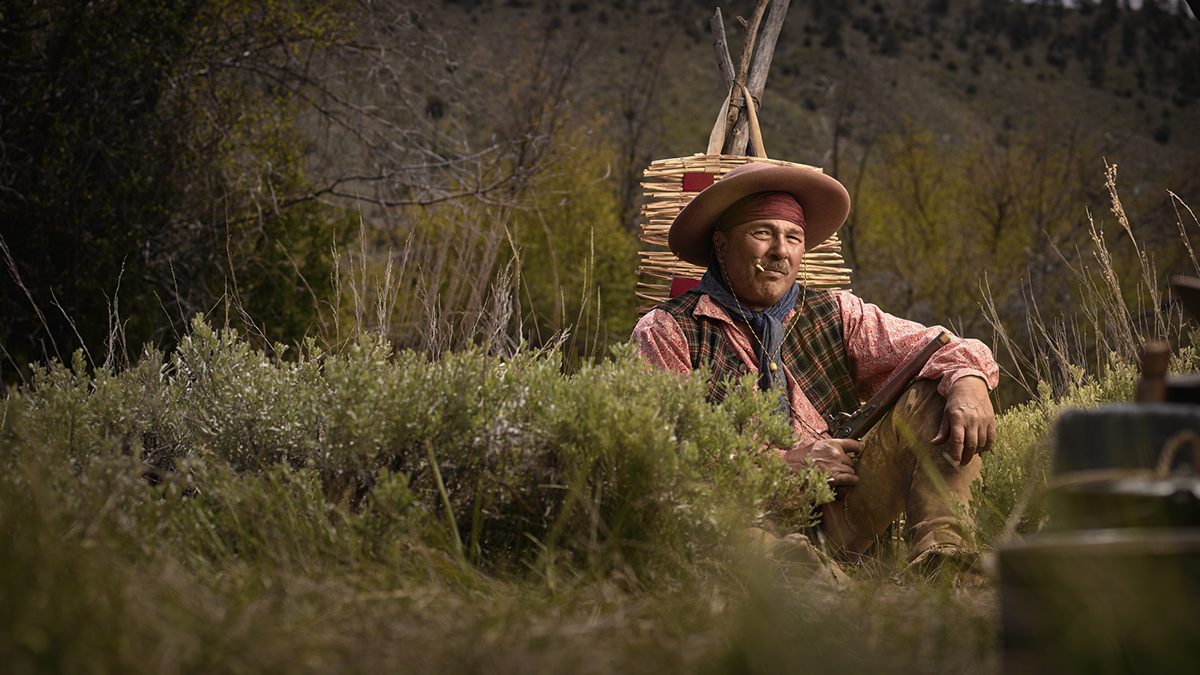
[835, 291, 1000, 399]
[631, 308, 692, 375]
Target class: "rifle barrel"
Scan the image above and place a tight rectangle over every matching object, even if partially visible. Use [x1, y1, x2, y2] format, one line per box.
[830, 331, 951, 440]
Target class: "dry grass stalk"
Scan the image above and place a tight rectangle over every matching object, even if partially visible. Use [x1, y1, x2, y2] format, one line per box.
[1170, 189, 1200, 277]
[1105, 162, 1166, 339]
[331, 196, 557, 359]
[983, 168, 1198, 400]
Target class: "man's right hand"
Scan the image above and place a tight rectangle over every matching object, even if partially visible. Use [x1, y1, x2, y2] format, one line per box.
[782, 438, 862, 487]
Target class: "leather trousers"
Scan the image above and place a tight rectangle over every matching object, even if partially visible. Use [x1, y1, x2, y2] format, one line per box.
[841, 379, 982, 560]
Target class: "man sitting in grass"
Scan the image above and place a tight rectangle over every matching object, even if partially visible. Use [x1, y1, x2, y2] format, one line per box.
[632, 161, 998, 578]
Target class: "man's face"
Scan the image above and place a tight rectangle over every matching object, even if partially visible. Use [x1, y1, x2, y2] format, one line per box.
[713, 218, 806, 312]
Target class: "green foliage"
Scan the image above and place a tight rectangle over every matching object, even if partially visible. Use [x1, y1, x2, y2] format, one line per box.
[0, 0, 353, 381]
[978, 358, 1165, 544]
[1, 0, 204, 371]
[974, 359, 1139, 544]
[351, 62, 643, 361]
[5, 317, 996, 673]
[0, 451, 127, 674]
[852, 113, 1094, 341]
[711, 572, 999, 675]
[7, 319, 829, 581]
[968, 168, 1198, 545]
[506, 117, 642, 360]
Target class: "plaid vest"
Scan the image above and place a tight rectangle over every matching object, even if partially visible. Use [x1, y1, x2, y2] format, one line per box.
[659, 288, 861, 421]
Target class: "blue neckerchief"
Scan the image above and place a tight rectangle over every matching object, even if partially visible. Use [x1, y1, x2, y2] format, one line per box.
[689, 263, 799, 418]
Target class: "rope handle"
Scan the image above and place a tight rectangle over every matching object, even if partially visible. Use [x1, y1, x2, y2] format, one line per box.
[705, 84, 767, 158]
[1155, 429, 1200, 477]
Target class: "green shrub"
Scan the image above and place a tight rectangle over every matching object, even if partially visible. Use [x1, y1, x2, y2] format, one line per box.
[4, 319, 832, 583]
[975, 341, 1199, 545]
[975, 359, 1142, 544]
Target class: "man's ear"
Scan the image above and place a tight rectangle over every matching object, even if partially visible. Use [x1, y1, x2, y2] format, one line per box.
[712, 230, 727, 263]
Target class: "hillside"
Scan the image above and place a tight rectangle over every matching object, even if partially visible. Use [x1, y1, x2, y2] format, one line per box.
[412, 0, 1200, 406]
[3, 0, 1195, 396]
[431, 0, 1199, 226]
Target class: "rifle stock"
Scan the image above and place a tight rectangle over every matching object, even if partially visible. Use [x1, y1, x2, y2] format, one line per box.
[826, 331, 951, 440]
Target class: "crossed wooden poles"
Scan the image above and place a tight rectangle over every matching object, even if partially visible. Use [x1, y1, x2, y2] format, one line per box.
[710, 0, 791, 157]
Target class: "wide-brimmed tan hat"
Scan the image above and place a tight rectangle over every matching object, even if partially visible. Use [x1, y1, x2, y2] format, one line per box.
[667, 161, 851, 267]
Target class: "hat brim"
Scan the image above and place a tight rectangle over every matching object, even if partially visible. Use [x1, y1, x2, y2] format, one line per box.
[667, 161, 851, 267]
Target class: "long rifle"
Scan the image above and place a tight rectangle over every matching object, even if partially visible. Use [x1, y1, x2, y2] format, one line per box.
[825, 332, 951, 440]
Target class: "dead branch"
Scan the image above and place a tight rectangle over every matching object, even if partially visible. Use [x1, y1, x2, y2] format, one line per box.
[729, 0, 790, 156]
[720, 0, 771, 153]
[710, 9, 735, 93]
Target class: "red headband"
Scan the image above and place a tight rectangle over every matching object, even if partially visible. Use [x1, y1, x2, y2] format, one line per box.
[716, 191, 806, 232]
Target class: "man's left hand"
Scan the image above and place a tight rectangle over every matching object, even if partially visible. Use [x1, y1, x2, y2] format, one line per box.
[931, 375, 995, 466]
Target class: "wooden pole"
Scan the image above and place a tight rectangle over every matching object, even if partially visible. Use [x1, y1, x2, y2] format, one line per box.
[710, 9, 735, 93]
[728, 0, 790, 156]
[722, 0, 770, 153]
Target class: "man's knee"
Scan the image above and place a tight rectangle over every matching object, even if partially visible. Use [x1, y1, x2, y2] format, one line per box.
[898, 378, 943, 415]
[891, 379, 946, 444]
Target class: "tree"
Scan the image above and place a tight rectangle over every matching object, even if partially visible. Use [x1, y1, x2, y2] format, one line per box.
[0, 0, 353, 377]
[850, 112, 1102, 405]
[0, 0, 583, 381]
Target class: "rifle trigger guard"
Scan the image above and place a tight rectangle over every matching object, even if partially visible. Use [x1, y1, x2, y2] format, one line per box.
[826, 404, 878, 439]
[826, 411, 855, 425]
[825, 404, 877, 426]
